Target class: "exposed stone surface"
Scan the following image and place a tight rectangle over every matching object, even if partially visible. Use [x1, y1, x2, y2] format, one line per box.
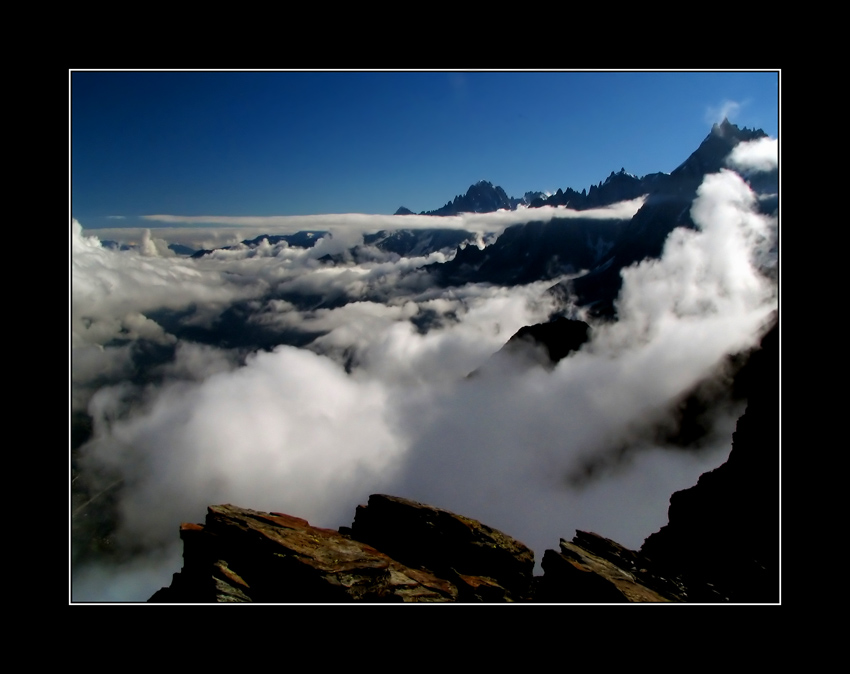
[418, 180, 514, 217]
[639, 318, 779, 602]
[150, 504, 459, 602]
[469, 317, 590, 377]
[150, 491, 776, 603]
[504, 316, 591, 366]
[348, 494, 535, 601]
[535, 531, 684, 602]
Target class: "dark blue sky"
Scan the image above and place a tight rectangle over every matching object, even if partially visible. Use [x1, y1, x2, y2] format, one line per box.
[71, 70, 779, 228]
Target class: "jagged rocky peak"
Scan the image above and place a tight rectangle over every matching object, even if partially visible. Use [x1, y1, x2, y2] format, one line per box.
[604, 167, 637, 183]
[458, 181, 504, 212]
[672, 119, 768, 180]
[418, 180, 515, 216]
[713, 117, 765, 142]
[713, 117, 733, 134]
[393, 119, 770, 218]
[529, 168, 648, 212]
[712, 116, 752, 138]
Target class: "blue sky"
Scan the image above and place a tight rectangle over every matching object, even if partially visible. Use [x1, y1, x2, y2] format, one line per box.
[71, 70, 779, 229]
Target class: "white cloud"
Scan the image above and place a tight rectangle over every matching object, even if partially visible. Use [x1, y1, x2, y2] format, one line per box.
[726, 137, 779, 173]
[130, 197, 646, 248]
[71, 167, 777, 600]
[71, 220, 268, 410]
[80, 344, 404, 554]
[72, 221, 264, 330]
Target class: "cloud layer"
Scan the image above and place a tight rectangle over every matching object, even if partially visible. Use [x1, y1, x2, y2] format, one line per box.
[71, 145, 777, 601]
[88, 198, 647, 251]
[726, 136, 779, 173]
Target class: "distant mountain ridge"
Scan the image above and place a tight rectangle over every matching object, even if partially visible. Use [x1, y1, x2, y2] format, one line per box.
[417, 119, 775, 317]
[395, 118, 770, 218]
[362, 228, 475, 257]
[563, 119, 775, 315]
[396, 180, 545, 217]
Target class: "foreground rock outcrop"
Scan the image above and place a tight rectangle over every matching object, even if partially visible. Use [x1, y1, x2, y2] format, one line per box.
[151, 495, 684, 603]
[149, 502, 460, 602]
[150, 482, 775, 603]
[150, 496, 537, 602]
[638, 319, 779, 602]
[347, 494, 535, 601]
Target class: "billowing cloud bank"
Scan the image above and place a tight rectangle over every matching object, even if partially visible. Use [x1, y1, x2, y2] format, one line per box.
[726, 136, 779, 174]
[71, 144, 777, 601]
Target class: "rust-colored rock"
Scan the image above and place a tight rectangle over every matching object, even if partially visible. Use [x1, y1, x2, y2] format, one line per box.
[349, 494, 535, 601]
[150, 504, 458, 602]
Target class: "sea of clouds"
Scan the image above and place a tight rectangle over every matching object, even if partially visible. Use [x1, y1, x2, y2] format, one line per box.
[70, 139, 778, 601]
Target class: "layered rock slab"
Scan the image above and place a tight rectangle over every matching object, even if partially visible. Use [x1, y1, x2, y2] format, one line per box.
[536, 531, 677, 602]
[347, 494, 536, 601]
[150, 504, 458, 602]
